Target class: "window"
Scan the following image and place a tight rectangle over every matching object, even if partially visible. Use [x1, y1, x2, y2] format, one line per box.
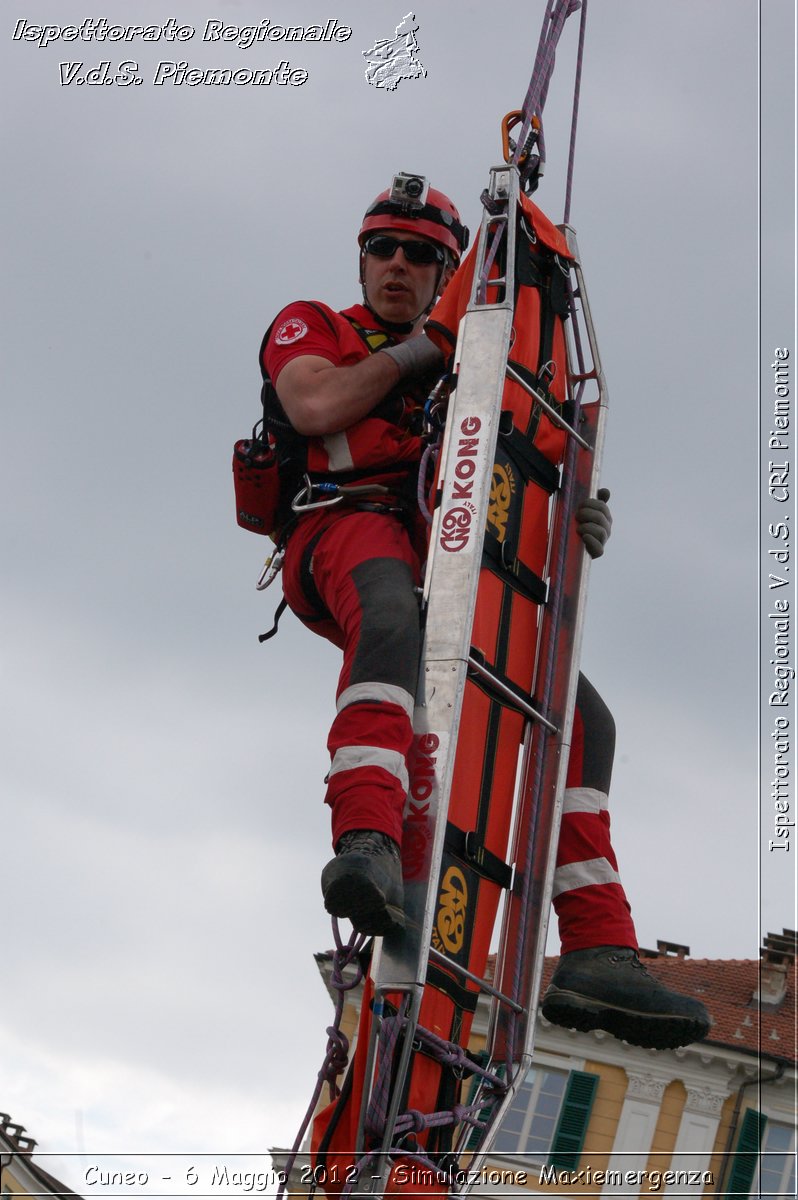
[493, 1066, 569, 1160]
[755, 1119, 796, 1198]
[490, 1065, 599, 1168]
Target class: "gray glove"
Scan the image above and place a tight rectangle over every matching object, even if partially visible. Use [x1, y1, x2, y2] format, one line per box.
[381, 333, 444, 379]
[576, 487, 612, 559]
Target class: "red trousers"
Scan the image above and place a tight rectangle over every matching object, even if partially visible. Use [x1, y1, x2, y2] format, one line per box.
[282, 509, 636, 953]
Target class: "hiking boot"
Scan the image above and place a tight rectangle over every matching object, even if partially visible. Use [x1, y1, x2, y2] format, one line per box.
[541, 946, 711, 1050]
[321, 830, 405, 937]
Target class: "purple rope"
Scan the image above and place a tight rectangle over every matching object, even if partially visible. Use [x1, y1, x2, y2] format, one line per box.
[340, 1147, 465, 1199]
[364, 1011, 406, 1138]
[276, 922, 367, 1200]
[362, 1015, 508, 1159]
[512, 0, 582, 177]
[417, 442, 437, 525]
[563, 0, 588, 225]
[476, 0, 585, 301]
[414, 1026, 503, 1089]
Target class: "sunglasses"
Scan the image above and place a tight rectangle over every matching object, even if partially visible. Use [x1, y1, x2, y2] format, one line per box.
[363, 234, 444, 265]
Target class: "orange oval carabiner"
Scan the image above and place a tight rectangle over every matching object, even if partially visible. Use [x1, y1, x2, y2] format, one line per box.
[501, 110, 540, 165]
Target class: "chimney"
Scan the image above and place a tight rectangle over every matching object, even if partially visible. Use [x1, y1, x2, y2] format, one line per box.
[656, 939, 690, 959]
[753, 929, 795, 1008]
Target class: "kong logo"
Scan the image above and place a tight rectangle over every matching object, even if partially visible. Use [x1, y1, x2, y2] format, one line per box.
[403, 732, 440, 882]
[486, 462, 516, 543]
[433, 865, 468, 954]
[439, 417, 483, 554]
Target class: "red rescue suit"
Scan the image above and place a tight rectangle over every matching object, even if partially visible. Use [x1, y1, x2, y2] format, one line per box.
[262, 300, 636, 953]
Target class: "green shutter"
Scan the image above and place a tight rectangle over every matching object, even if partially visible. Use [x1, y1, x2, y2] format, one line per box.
[725, 1108, 767, 1197]
[548, 1070, 599, 1171]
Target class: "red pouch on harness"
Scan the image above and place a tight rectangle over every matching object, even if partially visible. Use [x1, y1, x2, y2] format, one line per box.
[232, 438, 280, 536]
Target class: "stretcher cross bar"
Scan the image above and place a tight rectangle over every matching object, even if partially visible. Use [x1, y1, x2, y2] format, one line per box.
[466, 653, 558, 732]
[428, 947, 527, 1015]
[505, 362, 592, 449]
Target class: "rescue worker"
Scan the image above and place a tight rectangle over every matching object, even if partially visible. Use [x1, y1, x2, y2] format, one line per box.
[260, 174, 709, 1050]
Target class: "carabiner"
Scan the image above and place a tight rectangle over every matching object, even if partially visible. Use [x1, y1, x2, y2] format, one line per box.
[501, 110, 540, 165]
[291, 476, 344, 514]
[256, 547, 285, 591]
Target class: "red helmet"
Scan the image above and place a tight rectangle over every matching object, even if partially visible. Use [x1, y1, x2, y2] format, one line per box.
[359, 173, 469, 261]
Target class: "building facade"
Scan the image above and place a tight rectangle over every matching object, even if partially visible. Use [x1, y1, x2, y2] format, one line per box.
[0, 1114, 80, 1200]
[278, 930, 796, 1197]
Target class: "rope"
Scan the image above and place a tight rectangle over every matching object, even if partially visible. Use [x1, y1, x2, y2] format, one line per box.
[362, 1014, 508, 1160]
[275, 922, 368, 1200]
[511, 0, 583, 188]
[477, 0, 586, 302]
[563, 0, 589, 225]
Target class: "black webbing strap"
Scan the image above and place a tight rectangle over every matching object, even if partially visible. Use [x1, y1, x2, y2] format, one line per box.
[497, 422, 560, 494]
[425, 962, 480, 1015]
[482, 536, 548, 604]
[365, 199, 469, 253]
[258, 597, 288, 643]
[445, 822, 514, 890]
[506, 356, 576, 440]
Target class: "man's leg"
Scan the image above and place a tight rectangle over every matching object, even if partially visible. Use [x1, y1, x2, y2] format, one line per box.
[542, 675, 710, 1049]
[282, 510, 422, 934]
[552, 674, 636, 952]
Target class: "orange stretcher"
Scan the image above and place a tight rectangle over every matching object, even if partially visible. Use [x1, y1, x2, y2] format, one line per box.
[308, 164, 607, 1197]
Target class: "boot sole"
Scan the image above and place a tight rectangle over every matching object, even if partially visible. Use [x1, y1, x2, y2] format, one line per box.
[541, 987, 710, 1050]
[321, 861, 405, 937]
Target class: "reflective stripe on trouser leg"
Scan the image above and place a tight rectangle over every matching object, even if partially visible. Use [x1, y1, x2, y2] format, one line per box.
[553, 674, 638, 954]
[283, 512, 423, 848]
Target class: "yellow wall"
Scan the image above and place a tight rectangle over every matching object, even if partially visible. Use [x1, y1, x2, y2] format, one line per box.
[2, 1165, 37, 1199]
[642, 1080, 685, 1191]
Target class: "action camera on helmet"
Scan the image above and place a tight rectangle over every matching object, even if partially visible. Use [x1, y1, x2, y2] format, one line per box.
[389, 172, 430, 211]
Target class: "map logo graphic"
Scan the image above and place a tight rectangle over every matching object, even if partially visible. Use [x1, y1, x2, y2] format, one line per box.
[363, 12, 426, 91]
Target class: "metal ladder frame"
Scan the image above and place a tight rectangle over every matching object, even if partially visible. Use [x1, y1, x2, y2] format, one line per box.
[348, 166, 609, 1193]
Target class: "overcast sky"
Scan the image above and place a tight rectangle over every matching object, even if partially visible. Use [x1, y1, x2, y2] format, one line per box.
[1, 0, 795, 1191]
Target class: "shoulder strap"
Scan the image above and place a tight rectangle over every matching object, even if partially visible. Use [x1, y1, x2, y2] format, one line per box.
[342, 315, 396, 355]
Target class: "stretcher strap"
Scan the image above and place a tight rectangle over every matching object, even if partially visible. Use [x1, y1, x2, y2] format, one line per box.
[426, 961, 481, 1015]
[498, 423, 560, 494]
[482, 537, 548, 604]
[445, 822, 514, 890]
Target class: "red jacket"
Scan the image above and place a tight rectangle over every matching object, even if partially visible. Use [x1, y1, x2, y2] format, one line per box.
[261, 301, 425, 481]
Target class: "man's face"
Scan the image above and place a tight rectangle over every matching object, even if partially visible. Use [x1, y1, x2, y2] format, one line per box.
[361, 230, 443, 325]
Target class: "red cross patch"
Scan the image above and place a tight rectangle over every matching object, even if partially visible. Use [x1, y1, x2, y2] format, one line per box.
[275, 317, 309, 345]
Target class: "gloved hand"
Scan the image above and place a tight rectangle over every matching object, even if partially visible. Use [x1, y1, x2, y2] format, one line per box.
[576, 487, 612, 559]
[381, 332, 444, 380]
